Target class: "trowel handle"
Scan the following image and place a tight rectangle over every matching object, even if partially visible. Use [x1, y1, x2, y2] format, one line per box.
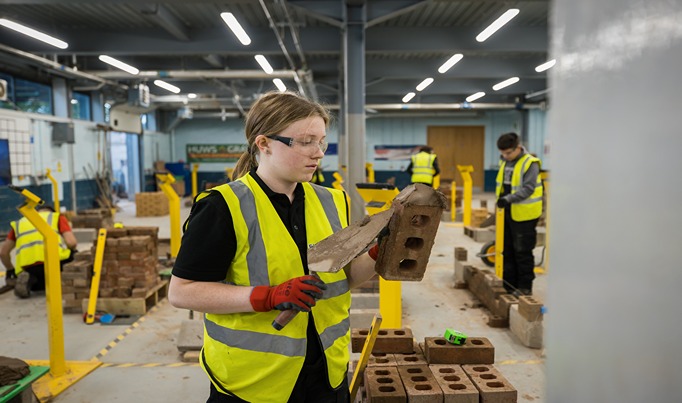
[272, 309, 298, 331]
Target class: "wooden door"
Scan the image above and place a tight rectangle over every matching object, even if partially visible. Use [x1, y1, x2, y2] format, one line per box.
[427, 126, 485, 191]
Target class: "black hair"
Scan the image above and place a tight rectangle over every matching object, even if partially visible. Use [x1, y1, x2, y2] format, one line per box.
[419, 146, 433, 153]
[497, 132, 520, 150]
[37, 204, 56, 212]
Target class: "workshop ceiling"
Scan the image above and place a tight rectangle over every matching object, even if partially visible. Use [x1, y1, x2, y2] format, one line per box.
[0, 0, 550, 113]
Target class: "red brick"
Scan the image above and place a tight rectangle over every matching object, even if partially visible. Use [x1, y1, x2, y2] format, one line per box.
[518, 295, 543, 321]
[364, 366, 406, 403]
[429, 364, 479, 403]
[424, 337, 494, 365]
[352, 328, 414, 353]
[397, 365, 443, 402]
[394, 349, 428, 366]
[462, 365, 517, 403]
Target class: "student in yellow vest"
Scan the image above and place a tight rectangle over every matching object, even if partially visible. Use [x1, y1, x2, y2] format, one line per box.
[407, 146, 440, 186]
[168, 91, 381, 403]
[0, 205, 77, 298]
[495, 132, 543, 297]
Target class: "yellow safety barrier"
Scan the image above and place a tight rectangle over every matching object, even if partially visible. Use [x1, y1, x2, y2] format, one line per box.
[86, 228, 107, 324]
[191, 164, 199, 198]
[8, 185, 100, 401]
[495, 207, 505, 279]
[226, 167, 234, 182]
[433, 174, 440, 190]
[355, 182, 401, 329]
[457, 165, 474, 226]
[46, 168, 59, 212]
[450, 181, 457, 222]
[365, 162, 375, 183]
[332, 172, 345, 192]
[156, 173, 181, 258]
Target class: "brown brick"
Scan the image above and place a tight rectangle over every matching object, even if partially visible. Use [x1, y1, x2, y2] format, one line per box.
[368, 353, 397, 367]
[518, 295, 543, 321]
[486, 315, 509, 328]
[364, 366, 406, 402]
[352, 328, 414, 353]
[454, 246, 468, 262]
[429, 364, 479, 403]
[462, 365, 517, 403]
[397, 365, 443, 402]
[394, 349, 428, 366]
[424, 337, 494, 365]
[493, 294, 518, 318]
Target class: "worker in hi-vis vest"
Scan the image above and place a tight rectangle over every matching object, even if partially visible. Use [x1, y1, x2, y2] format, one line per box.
[407, 146, 440, 186]
[495, 132, 543, 297]
[1, 205, 77, 298]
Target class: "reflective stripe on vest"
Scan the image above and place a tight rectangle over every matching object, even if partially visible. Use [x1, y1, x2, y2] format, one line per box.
[495, 154, 543, 221]
[411, 152, 436, 184]
[200, 174, 351, 402]
[10, 211, 71, 273]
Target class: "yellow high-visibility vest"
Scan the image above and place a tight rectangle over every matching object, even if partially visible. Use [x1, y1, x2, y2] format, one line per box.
[197, 174, 350, 402]
[496, 154, 543, 221]
[411, 151, 436, 184]
[10, 211, 71, 273]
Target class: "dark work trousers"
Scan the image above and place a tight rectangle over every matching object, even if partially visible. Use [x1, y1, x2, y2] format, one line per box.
[502, 212, 538, 293]
[207, 355, 350, 403]
[23, 250, 74, 291]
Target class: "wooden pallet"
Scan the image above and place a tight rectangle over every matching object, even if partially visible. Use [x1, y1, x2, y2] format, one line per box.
[81, 280, 169, 315]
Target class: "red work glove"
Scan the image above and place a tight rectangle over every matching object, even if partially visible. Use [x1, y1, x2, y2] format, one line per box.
[368, 244, 379, 261]
[250, 275, 327, 312]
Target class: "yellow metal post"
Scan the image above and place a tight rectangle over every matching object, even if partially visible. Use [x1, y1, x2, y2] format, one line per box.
[495, 207, 505, 279]
[349, 314, 383, 400]
[156, 173, 181, 258]
[332, 172, 345, 192]
[191, 164, 199, 198]
[226, 167, 234, 182]
[457, 165, 474, 226]
[86, 228, 107, 324]
[541, 171, 549, 272]
[450, 181, 456, 222]
[365, 162, 375, 183]
[46, 168, 59, 212]
[9, 186, 100, 401]
[433, 174, 440, 190]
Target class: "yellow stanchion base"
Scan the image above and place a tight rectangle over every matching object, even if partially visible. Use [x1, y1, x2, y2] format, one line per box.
[26, 360, 101, 402]
[534, 267, 546, 274]
[444, 222, 464, 228]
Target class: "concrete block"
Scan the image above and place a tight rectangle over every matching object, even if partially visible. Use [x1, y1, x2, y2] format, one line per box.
[177, 320, 203, 352]
[72, 227, 97, 243]
[424, 337, 494, 365]
[429, 364, 479, 403]
[518, 295, 544, 321]
[352, 328, 414, 353]
[454, 260, 467, 284]
[352, 293, 380, 309]
[509, 305, 543, 349]
[462, 365, 517, 403]
[463, 226, 495, 243]
[397, 365, 443, 403]
[350, 309, 380, 330]
[374, 184, 446, 281]
[365, 366, 406, 402]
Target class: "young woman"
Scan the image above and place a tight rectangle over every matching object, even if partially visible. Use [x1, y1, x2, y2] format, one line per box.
[169, 91, 378, 402]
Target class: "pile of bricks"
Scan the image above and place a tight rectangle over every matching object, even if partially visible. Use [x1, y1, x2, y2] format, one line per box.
[93, 226, 160, 298]
[135, 192, 169, 217]
[68, 208, 114, 229]
[352, 328, 517, 402]
[509, 296, 544, 349]
[470, 208, 491, 227]
[61, 251, 94, 313]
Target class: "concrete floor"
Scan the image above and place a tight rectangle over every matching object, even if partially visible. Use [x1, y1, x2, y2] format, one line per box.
[0, 194, 546, 402]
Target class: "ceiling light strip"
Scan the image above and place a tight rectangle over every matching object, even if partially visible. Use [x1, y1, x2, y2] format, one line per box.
[154, 80, 181, 94]
[492, 77, 520, 91]
[476, 9, 520, 42]
[220, 12, 251, 46]
[254, 55, 274, 74]
[466, 92, 486, 102]
[416, 78, 434, 92]
[0, 18, 68, 49]
[402, 92, 416, 103]
[98, 55, 139, 75]
[272, 78, 286, 92]
[438, 54, 463, 74]
[535, 59, 556, 72]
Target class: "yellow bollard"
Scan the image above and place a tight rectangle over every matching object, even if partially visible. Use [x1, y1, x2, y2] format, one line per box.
[365, 162, 375, 183]
[156, 173, 181, 258]
[433, 174, 440, 190]
[450, 181, 457, 222]
[191, 164, 199, 198]
[9, 185, 100, 400]
[457, 165, 474, 227]
[86, 228, 107, 324]
[46, 168, 59, 212]
[494, 207, 505, 279]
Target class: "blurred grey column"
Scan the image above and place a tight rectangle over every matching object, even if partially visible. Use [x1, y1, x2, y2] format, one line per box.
[547, 1, 682, 402]
[343, 0, 367, 223]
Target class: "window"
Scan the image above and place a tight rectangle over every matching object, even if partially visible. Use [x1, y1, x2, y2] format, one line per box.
[71, 91, 91, 120]
[14, 78, 53, 115]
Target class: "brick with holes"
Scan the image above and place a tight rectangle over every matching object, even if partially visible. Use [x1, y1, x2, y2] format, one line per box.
[429, 364, 479, 403]
[462, 365, 517, 403]
[364, 366, 406, 402]
[374, 184, 446, 281]
[351, 328, 414, 353]
[424, 337, 495, 365]
[397, 365, 443, 402]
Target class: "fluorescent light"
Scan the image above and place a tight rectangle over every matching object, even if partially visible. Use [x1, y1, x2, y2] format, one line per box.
[438, 54, 463, 74]
[187, 93, 197, 99]
[70, 99, 78, 104]
[220, 12, 251, 46]
[535, 59, 556, 72]
[272, 79, 286, 92]
[0, 18, 68, 49]
[476, 9, 519, 42]
[492, 77, 520, 91]
[466, 92, 485, 102]
[154, 80, 180, 94]
[402, 92, 416, 103]
[415, 78, 434, 92]
[254, 55, 273, 74]
[98, 55, 139, 75]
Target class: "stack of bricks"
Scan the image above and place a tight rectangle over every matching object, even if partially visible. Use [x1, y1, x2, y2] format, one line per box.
[135, 192, 169, 217]
[352, 329, 517, 402]
[453, 246, 469, 289]
[61, 250, 94, 313]
[69, 208, 114, 229]
[94, 226, 160, 298]
[470, 208, 490, 227]
[509, 295, 544, 349]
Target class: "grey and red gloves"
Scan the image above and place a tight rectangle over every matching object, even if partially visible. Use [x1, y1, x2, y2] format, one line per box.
[250, 275, 327, 312]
